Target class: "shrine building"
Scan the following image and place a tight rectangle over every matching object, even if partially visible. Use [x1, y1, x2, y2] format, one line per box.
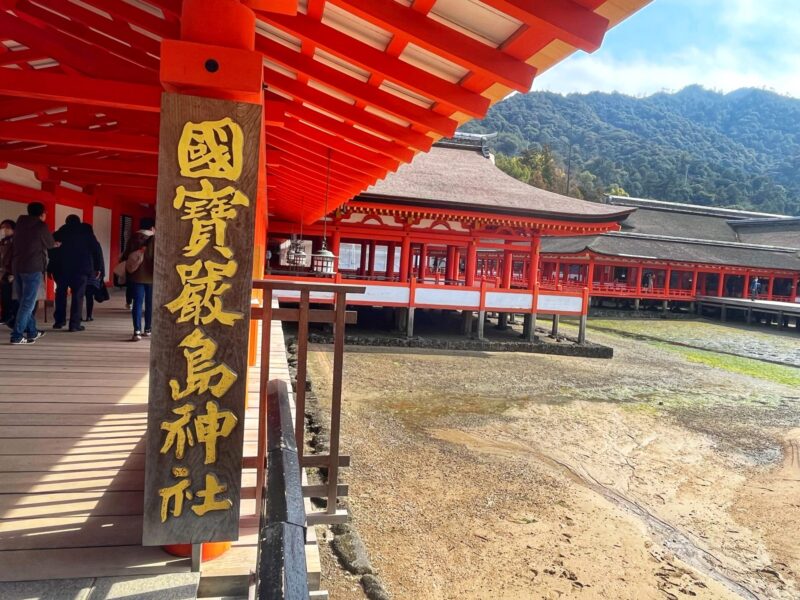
[0, 0, 652, 597]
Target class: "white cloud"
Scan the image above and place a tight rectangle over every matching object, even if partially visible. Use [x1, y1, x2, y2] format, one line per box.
[534, 0, 800, 98]
[537, 40, 800, 98]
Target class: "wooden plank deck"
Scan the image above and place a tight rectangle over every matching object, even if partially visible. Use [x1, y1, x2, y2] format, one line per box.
[0, 292, 313, 587]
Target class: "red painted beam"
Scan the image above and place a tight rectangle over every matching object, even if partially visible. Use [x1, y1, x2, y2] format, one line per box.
[328, 0, 537, 93]
[264, 67, 432, 152]
[0, 69, 161, 112]
[480, 0, 609, 52]
[12, 2, 160, 75]
[0, 48, 46, 67]
[256, 35, 456, 136]
[60, 171, 157, 189]
[266, 140, 371, 184]
[0, 12, 156, 84]
[0, 122, 158, 154]
[260, 12, 490, 118]
[282, 118, 400, 172]
[79, 0, 180, 40]
[0, 150, 158, 175]
[278, 100, 415, 163]
[266, 127, 386, 178]
[35, 0, 162, 58]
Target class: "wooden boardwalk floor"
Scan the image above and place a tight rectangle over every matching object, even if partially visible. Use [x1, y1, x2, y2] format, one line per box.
[0, 293, 274, 584]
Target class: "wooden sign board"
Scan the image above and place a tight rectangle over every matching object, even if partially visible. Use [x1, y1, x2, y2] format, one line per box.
[143, 93, 262, 545]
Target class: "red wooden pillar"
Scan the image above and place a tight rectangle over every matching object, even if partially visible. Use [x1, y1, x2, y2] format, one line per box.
[588, 259, 596, 293]
[331, 229, 341, 273]
[367, 240, 376, 277]
[528, 236, 540, 291]
[466, 241, 477, 287]
[399, 236, 410, 284]
[743, 271, 751, 299]
[691, 268, 699, 296]
[386, 242, 396, 279]
[555, 261, 561, 284]
[359, 241, 367, 277]
[664, 267, 672, 296]
[792, 275, 799, 300]
[419, 243, 428, 282]
[446, 245, 455, 281]
[717, 271, 725, 297]
[767, 275, 774, 300]
[453, 247, 461, 282]
[502, 249, 513, 289]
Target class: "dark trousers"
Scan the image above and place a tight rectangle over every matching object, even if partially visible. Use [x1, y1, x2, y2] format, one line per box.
[0, 279, 15, 323]
[85, 288, 95, 319]
[129, 282, 152, 333]
[54, 274, 88, 329]
[125, 284, 134, 306]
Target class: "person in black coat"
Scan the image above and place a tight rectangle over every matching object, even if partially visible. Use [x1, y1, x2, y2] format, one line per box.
[50, 215, 102, 332]
[83, 224, 106, 322]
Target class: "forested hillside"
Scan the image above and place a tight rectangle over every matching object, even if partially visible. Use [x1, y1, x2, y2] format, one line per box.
[461, 86, 800, 215]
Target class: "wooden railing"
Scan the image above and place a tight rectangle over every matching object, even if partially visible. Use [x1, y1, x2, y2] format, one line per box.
[251, 280, 364, 598]
[255, 380, 309, 600]
[251, 280, 365, 525]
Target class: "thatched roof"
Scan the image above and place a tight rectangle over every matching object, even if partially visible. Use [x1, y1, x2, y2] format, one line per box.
[542, 233, 800, 271]
[360, 146, 633, 223]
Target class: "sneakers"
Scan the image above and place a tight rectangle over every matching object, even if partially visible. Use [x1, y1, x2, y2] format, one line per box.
[131, 331, 142, 342]
[142, 329, 152, 338]
[29, 330, 46, 342]
[10, 337, 34, 345]
[53, 322, 65, 329]
[125, 304, 132, 310]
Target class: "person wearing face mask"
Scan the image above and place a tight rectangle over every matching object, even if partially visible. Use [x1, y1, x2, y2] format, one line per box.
[0, 219, 16, 325]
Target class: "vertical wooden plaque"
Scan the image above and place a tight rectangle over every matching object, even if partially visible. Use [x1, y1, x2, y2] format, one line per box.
[143, 93, 262, 545]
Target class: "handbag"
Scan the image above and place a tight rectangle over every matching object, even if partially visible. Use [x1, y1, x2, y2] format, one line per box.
[112, 260, 127, 285]
[94, 284, 110, 303]
[125, 248, 145, 273]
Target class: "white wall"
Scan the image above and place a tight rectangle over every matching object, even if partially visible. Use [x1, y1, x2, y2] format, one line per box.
[0, 198, 26, 224]
[93, 206, 112, 278]
[55, 204, 82, 229]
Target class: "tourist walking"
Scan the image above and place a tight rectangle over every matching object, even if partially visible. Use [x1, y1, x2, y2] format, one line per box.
[9, 202, 57, 345]
[50, 215, 102, 332]
[749, 276, 760, 301]
[0, 219, 15, 325]
[83, 223, 106, 322]
[121, 218, 155, 342]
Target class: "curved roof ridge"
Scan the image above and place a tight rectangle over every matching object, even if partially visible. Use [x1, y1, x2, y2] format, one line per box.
[361, 146, 632, 223]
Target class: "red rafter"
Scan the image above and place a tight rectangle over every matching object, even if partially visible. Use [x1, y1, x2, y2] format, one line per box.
[264, 67, 432, 152]
[260, 11, 490, 118]
[256, 35, 456, 137]
[328, 0, 536, 93]
[0, 121, 158, 153]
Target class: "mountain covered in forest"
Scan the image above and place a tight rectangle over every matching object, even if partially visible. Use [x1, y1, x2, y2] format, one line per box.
[461, 86, 800, 215]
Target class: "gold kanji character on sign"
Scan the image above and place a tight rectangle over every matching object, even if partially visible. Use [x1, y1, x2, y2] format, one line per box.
[169, 328, 237, 402]
[191, 473, 233, 517]
[158, 466, 192, 523]
[195, 400, 238, 465]
[165, 259, 242, 326]
[160, 403, 196, 459]
[173, 179, 250, 258]
[178, 117, 243, 180]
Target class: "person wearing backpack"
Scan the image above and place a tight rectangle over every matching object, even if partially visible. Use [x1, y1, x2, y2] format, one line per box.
[120, 218, 155, 342]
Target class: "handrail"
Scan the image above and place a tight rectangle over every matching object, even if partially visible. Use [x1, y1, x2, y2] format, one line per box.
[256, 380, 308, 600]
[252, 279, 364, 600]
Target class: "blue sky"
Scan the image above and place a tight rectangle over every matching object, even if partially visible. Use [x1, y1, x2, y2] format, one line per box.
[535, 0, 800, 97]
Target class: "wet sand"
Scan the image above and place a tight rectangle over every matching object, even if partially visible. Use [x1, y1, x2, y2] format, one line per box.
[307, 318, 800, 599]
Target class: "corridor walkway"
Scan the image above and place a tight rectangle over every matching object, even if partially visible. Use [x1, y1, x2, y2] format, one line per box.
[0, 294, 262, 586]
